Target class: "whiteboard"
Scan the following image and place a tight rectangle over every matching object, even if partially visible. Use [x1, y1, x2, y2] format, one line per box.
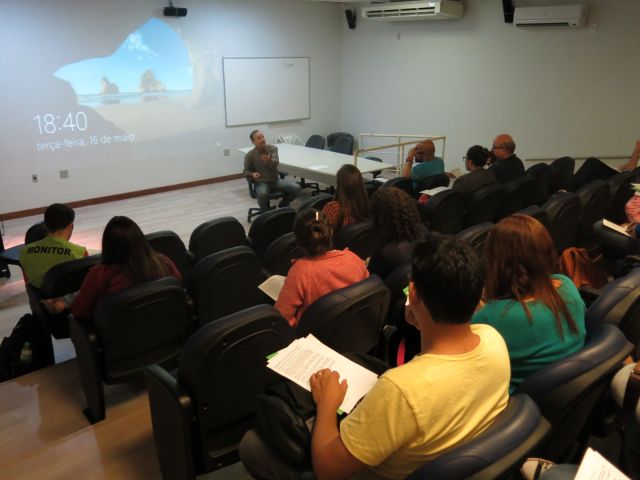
[223, 57, 310, 127]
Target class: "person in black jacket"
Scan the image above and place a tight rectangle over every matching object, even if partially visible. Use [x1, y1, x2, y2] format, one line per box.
[489, 134, 525, 184]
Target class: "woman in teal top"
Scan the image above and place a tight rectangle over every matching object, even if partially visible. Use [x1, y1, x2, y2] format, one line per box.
[472, 214, 586, 392]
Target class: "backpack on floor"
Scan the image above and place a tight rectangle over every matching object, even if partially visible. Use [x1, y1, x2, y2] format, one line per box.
[0, 313, 54, 382]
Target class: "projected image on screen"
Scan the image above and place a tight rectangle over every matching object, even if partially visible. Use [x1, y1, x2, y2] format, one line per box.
[56, 18, 192, 107]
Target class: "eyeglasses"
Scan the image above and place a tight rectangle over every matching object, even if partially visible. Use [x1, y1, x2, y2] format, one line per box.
[492, 145, 506, 150]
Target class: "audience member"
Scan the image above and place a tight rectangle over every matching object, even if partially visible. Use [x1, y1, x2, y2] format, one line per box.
[368, 187, 427, 280]
[45, 216, 181, 319]
[451, 145, 498, 196]
[243, 130, 301, 212]
[19, 203, 88, 289]
[569, 140, 640, 191]
[472, 214, 586, 392]
[321, 164, 370, 233]
[274, 208, 368, 327]
[489, 134, 525, 184]
[240, 234, 510, 480]
[402, 139, 445, 184]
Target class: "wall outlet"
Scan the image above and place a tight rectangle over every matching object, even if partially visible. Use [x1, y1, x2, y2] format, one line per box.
[31, 174, 38, 183]
[224, 149, 230, 157]
[59, 170, 69, 179]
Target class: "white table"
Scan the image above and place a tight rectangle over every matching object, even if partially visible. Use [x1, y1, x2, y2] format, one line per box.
[239, 143, 396, 187]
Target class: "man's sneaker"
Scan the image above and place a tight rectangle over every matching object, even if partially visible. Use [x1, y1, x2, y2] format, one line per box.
[521, 458, 556, 480]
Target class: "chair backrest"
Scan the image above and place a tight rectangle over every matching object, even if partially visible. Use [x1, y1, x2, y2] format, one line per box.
[296, 275, 390, 354]
[274, 132, 304, 145]
[456, 223, 494, 259]
[592, 219, 640, 260]
[333, 221, 383, 260]
[296, 193, 334, 213]
[464, 184, 505, 227]
[416, 174, 450, 194]
[526, 162, 553, 205]
[496, 175, 536, 220]
[327, 132, 353, 148]
[421, 190, 465, 235]
[188, 217, 248, 263]
[575, 180, 611, 242]
[187, 246, 269, 325]
[93, 277, 190, 380]
[381, 177, 415, 198]
[542, 192, 582, 253]
[146, 230, 193, 276]
[262, 232, 306, 276]
[177, 305, 296, 472]
[384, 263, 411, 311]
[40, 254, 102, 298]
[515, 323, 633, 461]
[25, 222, 48, 244]
[548, 156, 575, 192]
[515, 205, 550, 230]
[406, 394, 550, 480]
[607, 171, 635, 224]
[305, 134, 325, 150]
[329, 135, 354, 155]
[247, 207, 296, 259]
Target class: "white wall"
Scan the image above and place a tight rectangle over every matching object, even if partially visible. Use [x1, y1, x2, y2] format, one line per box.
[0, 0, 342, 214]
[339, 0, 640, 170]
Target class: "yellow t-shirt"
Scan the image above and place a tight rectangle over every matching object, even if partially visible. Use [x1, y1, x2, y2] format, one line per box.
[340, 323, 510, 480]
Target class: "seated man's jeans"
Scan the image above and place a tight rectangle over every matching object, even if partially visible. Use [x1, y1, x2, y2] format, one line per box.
[255, 179, 301, 212]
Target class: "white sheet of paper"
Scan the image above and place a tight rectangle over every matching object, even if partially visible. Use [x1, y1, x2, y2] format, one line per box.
[603, 219, 632, 237]
[419, 186, 450, 196]
[373, 177, 389, 183]
[258, 275, 286, 301]
[574, 448, 630, 480]
[267, 335, 379, 413]
[308, 164, 330, 170]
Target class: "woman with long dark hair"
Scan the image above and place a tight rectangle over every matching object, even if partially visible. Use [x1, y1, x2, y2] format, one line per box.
[70, 216, 181, 319]
[472, 214, 586, 392]
[275, 208, 368, 327]
[321, 164, 370, 232]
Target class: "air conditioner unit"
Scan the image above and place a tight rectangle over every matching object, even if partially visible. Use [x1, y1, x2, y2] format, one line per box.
[361, 0, 463, 21]
[513, 4, 588, 28]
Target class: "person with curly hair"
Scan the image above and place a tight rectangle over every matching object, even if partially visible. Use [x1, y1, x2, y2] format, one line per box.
[368, 187, 427, 280]
[321, 164, 370, 233]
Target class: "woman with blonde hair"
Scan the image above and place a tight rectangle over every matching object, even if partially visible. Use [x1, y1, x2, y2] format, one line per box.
[472, 214, 586, 392]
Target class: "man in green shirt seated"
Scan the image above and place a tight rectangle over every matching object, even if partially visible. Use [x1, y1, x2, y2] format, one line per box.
[402, 139, 445, 184]
[19, 203, 88, 289]
[239, 234, 511, 480]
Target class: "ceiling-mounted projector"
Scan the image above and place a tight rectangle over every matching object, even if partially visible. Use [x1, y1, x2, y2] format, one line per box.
[164, 1, 187, 17]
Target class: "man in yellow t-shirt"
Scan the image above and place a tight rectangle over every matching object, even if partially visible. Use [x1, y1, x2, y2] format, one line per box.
[19, 203, 88, 289]
[240, 234, 510, 480]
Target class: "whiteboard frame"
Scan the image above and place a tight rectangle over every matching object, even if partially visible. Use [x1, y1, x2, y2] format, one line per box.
[222, 56, 311, 127]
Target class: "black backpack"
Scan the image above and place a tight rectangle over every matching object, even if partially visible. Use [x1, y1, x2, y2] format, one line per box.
[0, 314, 54, 382]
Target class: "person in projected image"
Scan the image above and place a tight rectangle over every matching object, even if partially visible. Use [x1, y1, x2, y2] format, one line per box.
[243, 130, 301, 212]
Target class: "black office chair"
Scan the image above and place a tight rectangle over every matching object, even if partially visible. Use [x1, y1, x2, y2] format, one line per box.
[381, 177, 415, 198]
[421, 190, 465, 235]
[188, 217, 248, 263]
[329, 135, 354, 155]
[407, 395, 550, 480]
[542, 192, 582, 253]
[464, 184, 505, 228]
[186, 246, 270, 326]
[333, 221, 383, 260]
[527, 162, 553, 205]
[457, 223, 494, 258]
[246, 178, 284, 223]
[146, 230, 194, 277]
[514, 323, 634, 462]
[262, 232, 306, 276]
[327, 132, 353, 149]
[549, 156, 575, 192]
[575, 180, 611, 244]
[247, 207, 296, 260]
[496, 175, 536, 220]
[592, 220, 640, 271]
[70, 276, 189, 423]
[146, 305, 296, 479]
[607, 171, 635, 224]
[295, 275, 390, 354]
[305, 134, 325, 150]
[515, 205, 550, 230]
[296, 193, 333, 213]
